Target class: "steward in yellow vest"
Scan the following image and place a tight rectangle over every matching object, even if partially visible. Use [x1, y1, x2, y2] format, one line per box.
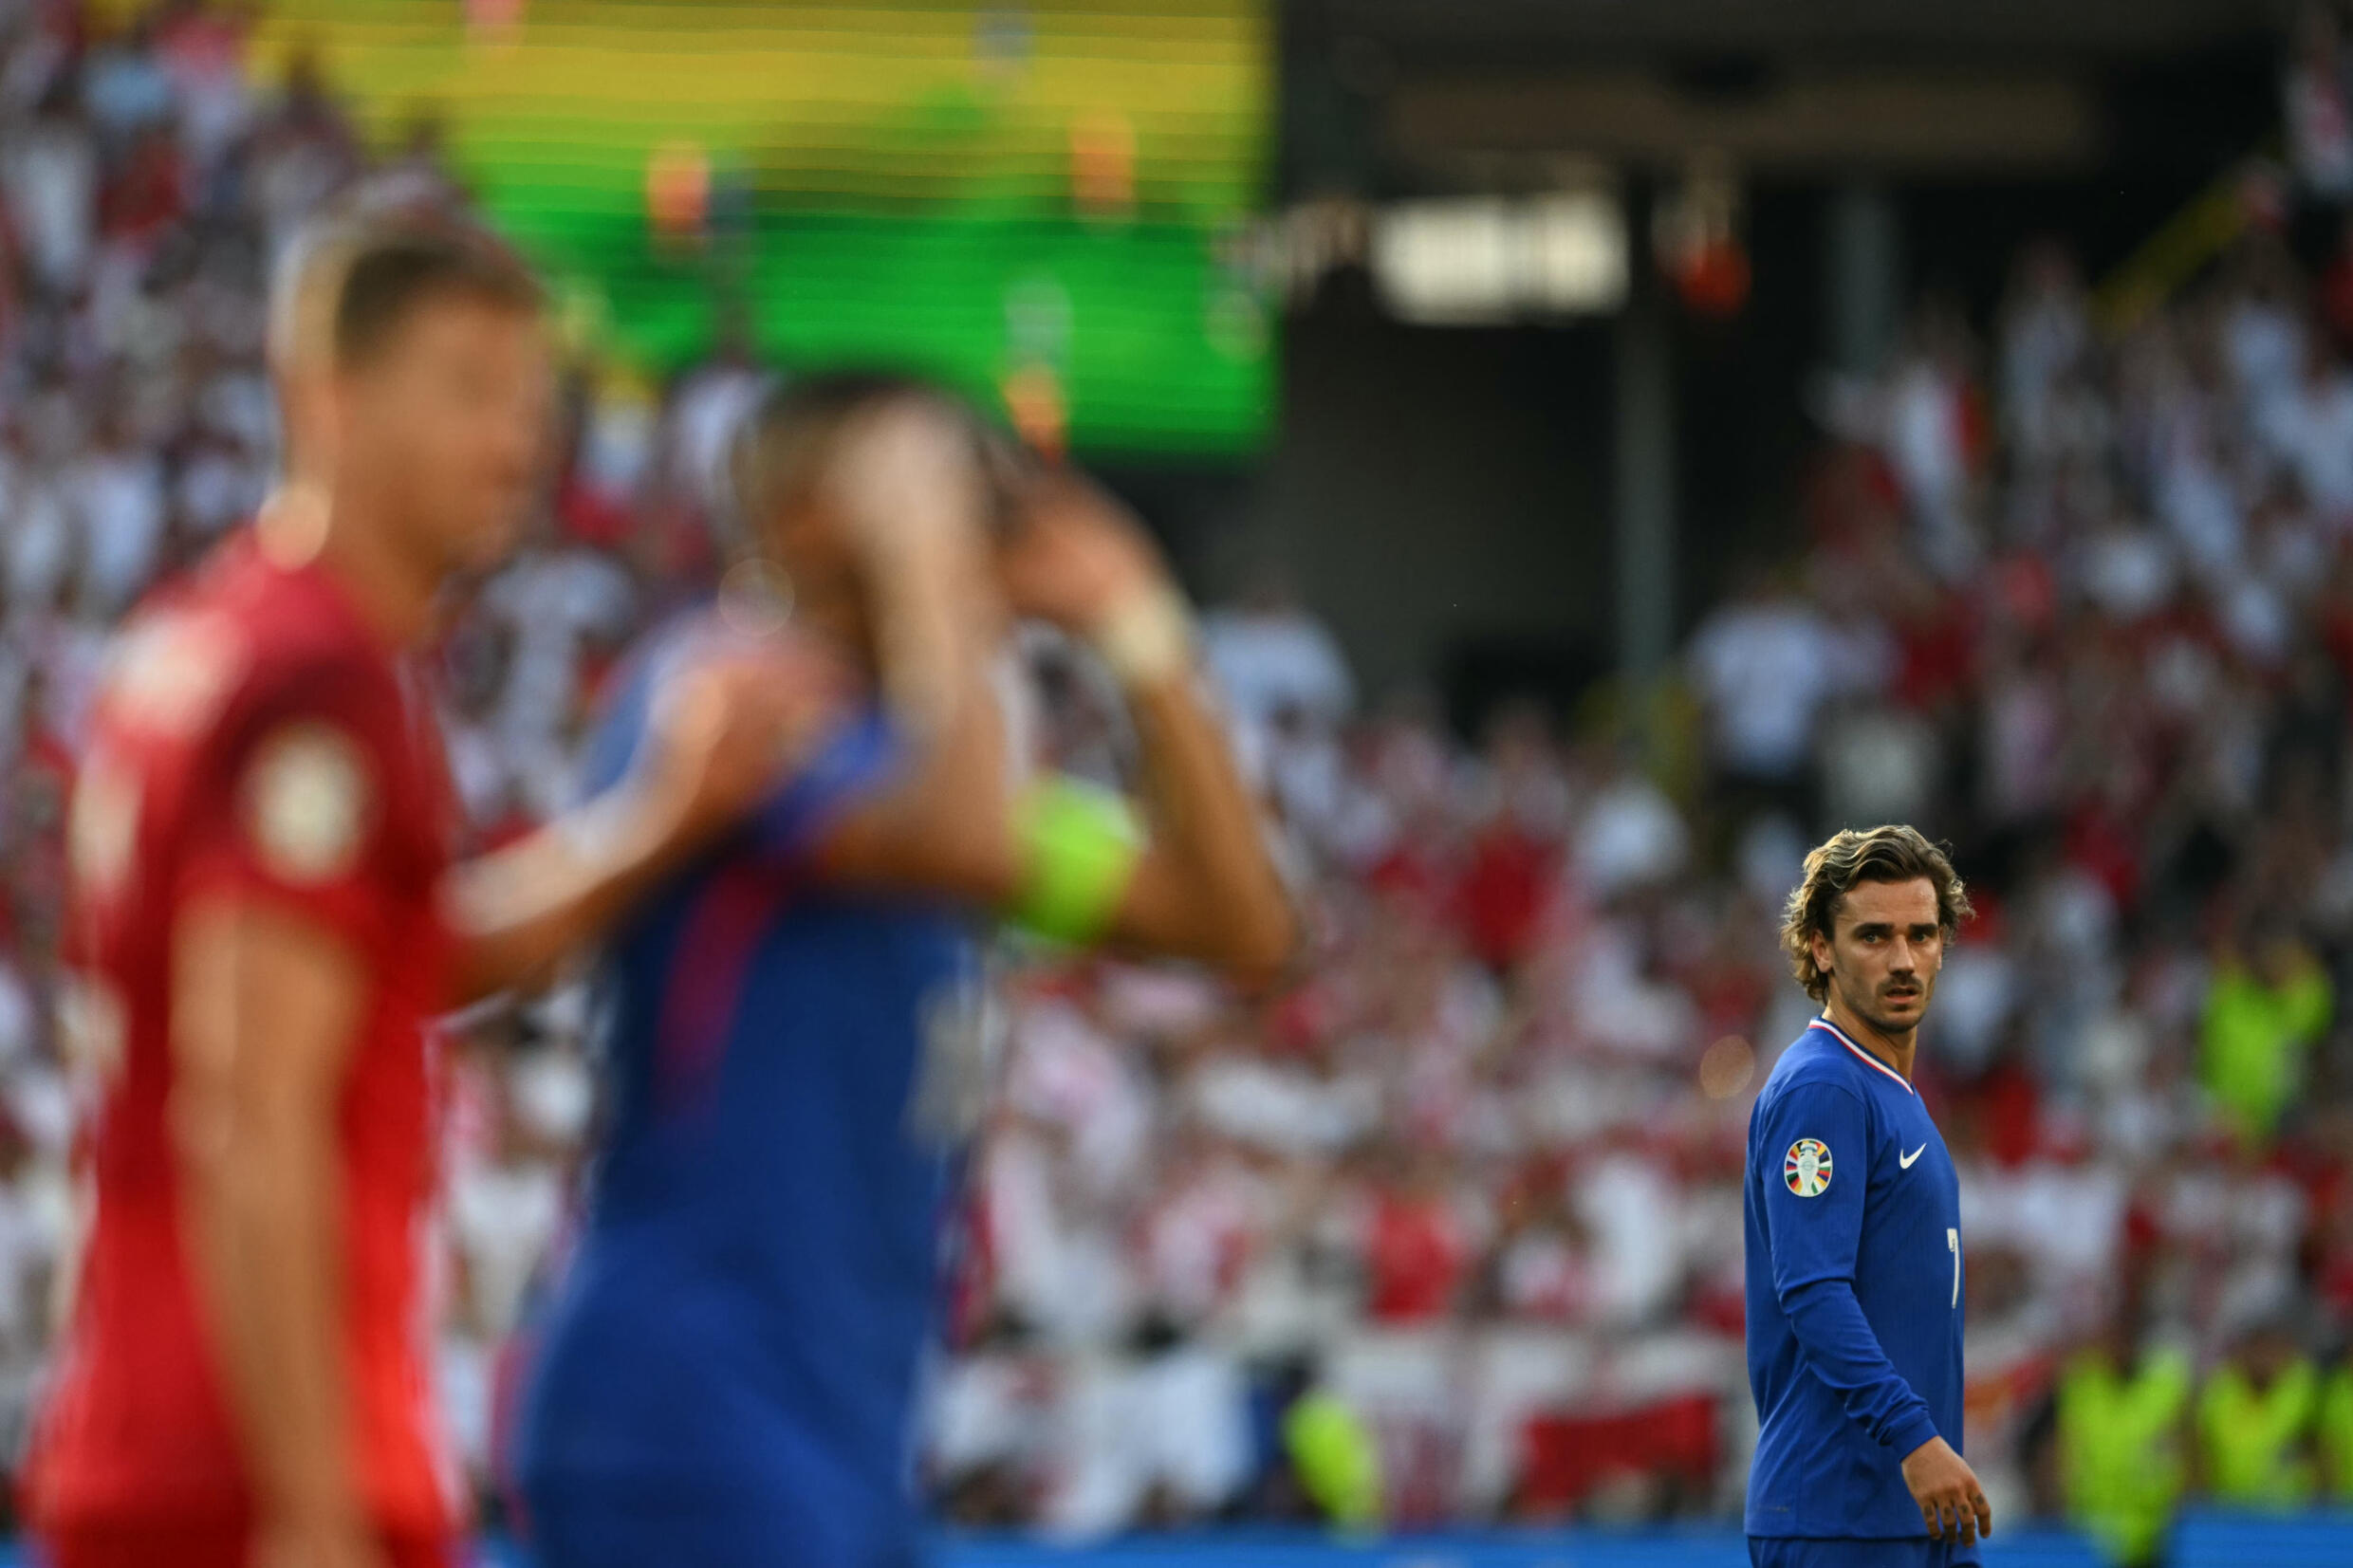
[2196, 1322, 2319, 1509]
[2321, 1353, 2353, 1502]
[2056, 1323, 2191, 1567]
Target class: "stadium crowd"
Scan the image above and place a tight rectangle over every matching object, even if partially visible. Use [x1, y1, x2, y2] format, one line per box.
[5, 3, 2353, 1562]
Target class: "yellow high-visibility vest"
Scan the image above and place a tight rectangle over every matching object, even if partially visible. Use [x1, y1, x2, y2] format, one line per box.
[2197, 1359, 2319, 1508]
[2321, 1364, 2353, 1501]
[2058, 1349, 2190, 1567]
[1284, 1391, 1381, 1529]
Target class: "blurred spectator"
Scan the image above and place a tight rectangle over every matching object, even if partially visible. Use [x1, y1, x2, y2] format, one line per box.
[80, 13, 168, 141]
[2196, 1317, 2322, 1508]
[664, 306, 765, 513]
[1881, 297, 1989, 574]
[2288, 3, 2353, 203]
[3, 77, 96, 293]
[1283, 1374, 1383, 1530]
[247, 42, 359, 253]
[1361, 1144, 1473, 1325]
[2322, 1341, 2353, 1497]
[447, 1065, 565, 1340]
[1573, 747, 1687, 903]
[2053, 1314, 2192, 1568]
[2255, 331, 2353, 518]
[64, 401, 164, 617]
[2200, 921, 2333, 1144]
[1685, 569, 1862, 822]
[1203, 568, 1356, 736]
[2000, 242, 2092, 469]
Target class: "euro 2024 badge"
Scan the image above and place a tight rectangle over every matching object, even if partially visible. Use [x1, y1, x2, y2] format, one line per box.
[1785, 1137, 1832, 1197]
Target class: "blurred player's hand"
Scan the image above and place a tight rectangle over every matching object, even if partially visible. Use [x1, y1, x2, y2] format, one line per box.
[253, 1514, 392, 1568]
[830, 398, 997, 579]
[645, 631, 851, 850]
[996, 469, 1172, 636]
[1900, 1435, 1992, 1545]
[824, 397, 1004, 733]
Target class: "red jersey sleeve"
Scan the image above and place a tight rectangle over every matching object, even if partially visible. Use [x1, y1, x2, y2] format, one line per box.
[175, 648, 410, 951]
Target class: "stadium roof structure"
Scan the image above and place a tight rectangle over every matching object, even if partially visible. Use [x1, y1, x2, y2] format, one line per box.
[1289, 0, 2293, 179]
[1312, 0, 2297, 63]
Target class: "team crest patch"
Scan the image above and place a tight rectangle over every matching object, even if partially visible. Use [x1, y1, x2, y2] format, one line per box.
[1785, 1138, 1833, 1197]
[242, 723, 371, 884]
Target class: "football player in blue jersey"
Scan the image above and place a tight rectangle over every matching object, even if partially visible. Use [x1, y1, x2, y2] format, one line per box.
[512, 374, 1297, 1568]
[1745, 824, 1992, 1568]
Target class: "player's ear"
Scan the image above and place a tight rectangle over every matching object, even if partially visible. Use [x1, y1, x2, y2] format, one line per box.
[1810, 928, 1834, 980]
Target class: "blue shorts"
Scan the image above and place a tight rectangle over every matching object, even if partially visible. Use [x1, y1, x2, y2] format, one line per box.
[1748, 1538, 1982, 1568]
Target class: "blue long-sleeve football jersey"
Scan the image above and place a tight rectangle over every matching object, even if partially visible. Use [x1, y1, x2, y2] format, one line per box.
[1744, 1016, 1972, 1555]
[514, 615, 982, 1568]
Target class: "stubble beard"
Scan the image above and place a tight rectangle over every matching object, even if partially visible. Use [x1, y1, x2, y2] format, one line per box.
[1838, 970, 1930, 1042]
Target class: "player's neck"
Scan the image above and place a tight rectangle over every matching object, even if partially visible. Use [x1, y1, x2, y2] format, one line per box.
[312, 487, 442, 647]
[1825, 997, 1918, 1081]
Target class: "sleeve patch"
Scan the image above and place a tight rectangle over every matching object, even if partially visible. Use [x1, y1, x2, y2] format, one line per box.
[240, 722, 373, 884]
[1784, 1137, 1833, 1197]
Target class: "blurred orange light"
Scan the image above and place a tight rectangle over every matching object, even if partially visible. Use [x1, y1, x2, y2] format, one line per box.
[646, 140, 712, 239]
[1699, 1035, 1755, 1100]
[1069, 110, 1137, 218]
[1674, 240, 1751, 319]
[464, 0, 527, 42]
[1001, 363, 1068, 460]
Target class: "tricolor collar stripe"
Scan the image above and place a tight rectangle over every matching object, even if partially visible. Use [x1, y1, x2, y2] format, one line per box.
[1808, 1017, 1915, 1095]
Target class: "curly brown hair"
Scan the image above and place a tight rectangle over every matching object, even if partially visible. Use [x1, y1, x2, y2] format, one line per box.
[1779, 825, 1973, 1002]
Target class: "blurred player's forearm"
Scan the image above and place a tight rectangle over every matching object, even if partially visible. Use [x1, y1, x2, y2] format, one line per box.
[444, 792, 695, 1003]
[831, 399, 1001, 744]
[170, 902, 370, 1540]
[816, 467, 1296, 979]
[995, 471, 1297, 979]
[1108, 654, 1299, 981]
[445, 637, 845, 1003]
[812, 655, 1019, 902]
[801, 404, 1019, 897]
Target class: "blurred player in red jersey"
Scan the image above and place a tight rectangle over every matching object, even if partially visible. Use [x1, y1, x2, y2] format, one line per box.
[25, 202, 832, 1568]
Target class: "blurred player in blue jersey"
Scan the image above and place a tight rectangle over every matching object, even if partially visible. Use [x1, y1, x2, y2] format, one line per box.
[1746, 824, 1992, 1568]
[513, 374, 1297, 1568]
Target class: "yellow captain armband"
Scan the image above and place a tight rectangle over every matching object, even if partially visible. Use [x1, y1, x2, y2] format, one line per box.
[1008, 775, 1144, 947]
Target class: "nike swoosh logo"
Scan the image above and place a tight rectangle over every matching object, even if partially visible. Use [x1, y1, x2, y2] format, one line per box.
[1899, 1144, 1926, 1170]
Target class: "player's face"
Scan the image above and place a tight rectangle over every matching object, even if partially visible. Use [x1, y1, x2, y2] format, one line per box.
[339, 293, 553, 577]
[1814, 876, 1944, 1036]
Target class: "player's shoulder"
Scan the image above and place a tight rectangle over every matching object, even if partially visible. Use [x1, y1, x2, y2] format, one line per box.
[1758, 1025, 1875, 1114]
[215, 536, 375, 644]
[93, 585, 258, 742]
[87, 542, 403, 797]
[84, 542, 315, 719]
[197, 538, 397, 707]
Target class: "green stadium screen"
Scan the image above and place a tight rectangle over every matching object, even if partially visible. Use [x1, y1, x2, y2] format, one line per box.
[234, 1, 1273, 456]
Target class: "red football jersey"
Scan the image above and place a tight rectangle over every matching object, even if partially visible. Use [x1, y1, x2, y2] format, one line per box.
[28, 533, 457, 1537]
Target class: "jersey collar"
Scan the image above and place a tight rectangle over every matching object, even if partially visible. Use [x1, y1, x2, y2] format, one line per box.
[1808, 1015, 1915, 1095]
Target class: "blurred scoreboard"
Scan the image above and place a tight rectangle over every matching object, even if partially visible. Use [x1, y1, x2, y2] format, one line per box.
[232, 2, 1272, 455]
